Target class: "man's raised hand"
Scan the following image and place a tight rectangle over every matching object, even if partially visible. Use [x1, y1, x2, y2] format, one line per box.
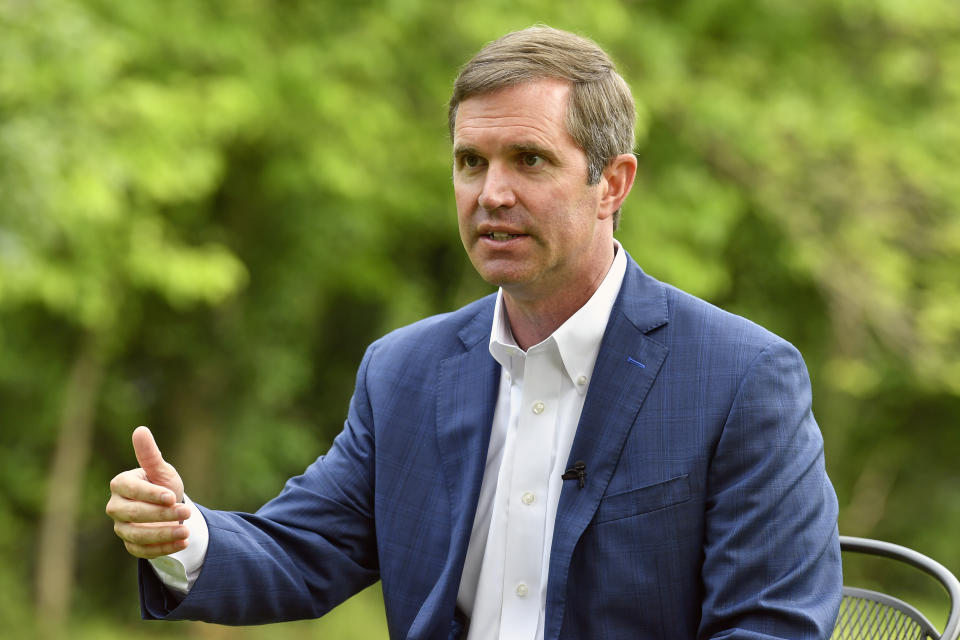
[106, 426, 191, 559]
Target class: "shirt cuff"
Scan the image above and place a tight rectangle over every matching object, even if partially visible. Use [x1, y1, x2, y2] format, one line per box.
[147, 495, 209, 595]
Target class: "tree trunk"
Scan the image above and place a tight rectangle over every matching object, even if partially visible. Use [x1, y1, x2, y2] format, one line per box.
[35, 332, 106, 639]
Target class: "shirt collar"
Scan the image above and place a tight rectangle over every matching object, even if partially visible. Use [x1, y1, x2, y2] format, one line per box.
[488, 240, 627, 394]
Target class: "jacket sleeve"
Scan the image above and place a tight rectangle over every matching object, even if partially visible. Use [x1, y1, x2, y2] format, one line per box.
[698, 339, 842, 639]
[139, 343, 383, 624]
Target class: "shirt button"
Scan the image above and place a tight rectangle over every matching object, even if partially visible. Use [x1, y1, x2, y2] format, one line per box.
[577, 375, 588, 386]
[516, 583, 529, 598]
[532, 401, 545, 415]
[521, 492, 535, 505]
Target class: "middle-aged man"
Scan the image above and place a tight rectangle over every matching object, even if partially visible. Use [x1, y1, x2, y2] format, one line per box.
[107, 26, 842, 639]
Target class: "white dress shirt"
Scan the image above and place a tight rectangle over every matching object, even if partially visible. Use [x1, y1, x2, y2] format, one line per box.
[152, 242, 627, 640]
[456, 242, 626, 640]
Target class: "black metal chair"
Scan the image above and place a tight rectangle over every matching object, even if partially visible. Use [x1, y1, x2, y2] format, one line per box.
[833, 536, 960, 640]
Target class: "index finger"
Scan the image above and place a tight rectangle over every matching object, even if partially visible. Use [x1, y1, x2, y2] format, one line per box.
[110, 469, 178, 506]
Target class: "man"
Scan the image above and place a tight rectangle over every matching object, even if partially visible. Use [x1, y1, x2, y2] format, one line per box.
[107, 26, 842, 639]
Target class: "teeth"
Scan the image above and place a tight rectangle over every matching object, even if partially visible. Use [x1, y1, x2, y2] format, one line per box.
[489, 232, 518, 241]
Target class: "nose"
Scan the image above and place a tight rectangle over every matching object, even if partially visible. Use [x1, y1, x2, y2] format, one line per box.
[477, 163, 517, 211]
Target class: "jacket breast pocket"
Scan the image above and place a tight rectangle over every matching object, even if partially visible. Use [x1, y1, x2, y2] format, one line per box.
[595, 473, 691, 524]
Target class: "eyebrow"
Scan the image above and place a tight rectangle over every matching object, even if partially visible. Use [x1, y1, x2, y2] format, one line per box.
[452, 144, 481, 158]
[452, 142, 559, 162]
[506, 142, 550, 155]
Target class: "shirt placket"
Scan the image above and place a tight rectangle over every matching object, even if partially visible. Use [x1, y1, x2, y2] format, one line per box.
[499, 343, 562, 639]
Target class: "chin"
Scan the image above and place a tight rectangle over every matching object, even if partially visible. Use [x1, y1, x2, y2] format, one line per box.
[470, 260, 518, 285]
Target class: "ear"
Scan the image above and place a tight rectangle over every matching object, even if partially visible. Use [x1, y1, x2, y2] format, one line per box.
[597, 153, 637, 220]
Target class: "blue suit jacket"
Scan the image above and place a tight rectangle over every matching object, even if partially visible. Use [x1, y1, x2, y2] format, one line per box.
[140, 255, 842, 638]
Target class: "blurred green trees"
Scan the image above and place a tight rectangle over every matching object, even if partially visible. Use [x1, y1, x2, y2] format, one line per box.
[1, 0, 958, 637]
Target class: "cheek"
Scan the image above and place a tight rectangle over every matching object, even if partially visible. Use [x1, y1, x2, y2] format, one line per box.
[454, 191, 474, 245]
[453, 182, 476, 216]
[454, 199, 471, 233]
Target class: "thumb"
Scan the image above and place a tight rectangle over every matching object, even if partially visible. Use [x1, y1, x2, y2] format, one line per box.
[132, 426, 183, 502]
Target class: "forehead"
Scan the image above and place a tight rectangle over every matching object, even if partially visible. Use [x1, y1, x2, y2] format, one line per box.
[453, 78, 576, 151]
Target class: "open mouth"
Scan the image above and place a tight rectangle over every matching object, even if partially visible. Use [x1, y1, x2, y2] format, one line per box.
[487, 232, 523, 241]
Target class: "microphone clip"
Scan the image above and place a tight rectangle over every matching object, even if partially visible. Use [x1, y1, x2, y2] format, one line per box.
[561, 461, 586, 489]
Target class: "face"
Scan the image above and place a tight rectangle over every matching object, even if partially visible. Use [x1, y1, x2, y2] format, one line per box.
[453, 79, 614, 306]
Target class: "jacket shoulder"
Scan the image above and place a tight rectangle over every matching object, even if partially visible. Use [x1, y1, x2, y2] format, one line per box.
[619, 254, 787, 353]
[621, 259, 799, 366]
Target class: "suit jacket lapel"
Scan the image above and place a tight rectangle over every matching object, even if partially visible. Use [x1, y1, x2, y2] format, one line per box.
[408, 300, 500, 638]
[436, 305, 500, 534]
[544, 257, 670, 638]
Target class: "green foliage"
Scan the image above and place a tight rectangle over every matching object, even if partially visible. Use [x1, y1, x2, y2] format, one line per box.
[70, 584, 388, 639]
[1, 0, 959, 635]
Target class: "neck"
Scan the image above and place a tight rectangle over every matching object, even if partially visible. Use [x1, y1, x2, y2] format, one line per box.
[503, 249, 615, 351]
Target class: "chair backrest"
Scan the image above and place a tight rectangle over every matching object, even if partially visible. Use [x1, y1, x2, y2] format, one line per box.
[833, 536, 960, 640]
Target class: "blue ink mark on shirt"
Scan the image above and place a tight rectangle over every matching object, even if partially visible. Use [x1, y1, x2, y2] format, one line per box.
[627, 356, 646, 369]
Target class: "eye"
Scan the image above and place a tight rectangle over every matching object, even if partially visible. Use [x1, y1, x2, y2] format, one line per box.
[521, 153, 544, 168]
[462, 154, 483, 168]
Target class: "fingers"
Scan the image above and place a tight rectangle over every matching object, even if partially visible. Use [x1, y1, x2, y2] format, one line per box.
[107, 470, 192, 559]
[114, 521, 190, 559]
[109, 469, 177, 506]
[109, 426, 188, 559]
[106, 490, 191, 524]
[125, 538, 189, 560]
[114, 520, 188, 545]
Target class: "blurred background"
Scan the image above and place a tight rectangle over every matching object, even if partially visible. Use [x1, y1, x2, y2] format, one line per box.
[2, 0, 959, 637]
